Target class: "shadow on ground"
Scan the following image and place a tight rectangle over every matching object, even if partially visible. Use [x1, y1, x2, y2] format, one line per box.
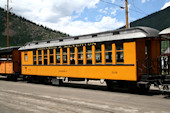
[0, 75, 169, 97]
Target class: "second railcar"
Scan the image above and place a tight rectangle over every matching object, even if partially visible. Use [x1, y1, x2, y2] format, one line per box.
[0, 46, 21, 80]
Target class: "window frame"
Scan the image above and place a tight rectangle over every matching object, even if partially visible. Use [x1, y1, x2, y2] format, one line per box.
[70, 47, 75, 64]
[105, 42, 113, 64]
[86, 46, 92, 64]
[63, 48, 68, 64]
[115, 42, 124, 64]
[78, 47, 83, 64]
[33, 50, 37, 65]
[56, 48, 61, 64]
[95, 44, 102, 64]
[43, 49, 48, 65]
[49, 49, 54, 64]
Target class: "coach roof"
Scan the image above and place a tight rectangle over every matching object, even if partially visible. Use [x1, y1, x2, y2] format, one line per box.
[19, 26, 159, 51]
[0, 46, 20, 54]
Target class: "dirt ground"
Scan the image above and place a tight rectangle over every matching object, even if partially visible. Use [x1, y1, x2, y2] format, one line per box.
[0, 76, 170, 113]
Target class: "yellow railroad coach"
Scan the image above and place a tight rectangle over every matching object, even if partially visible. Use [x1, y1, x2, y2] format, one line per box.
[19, 27, 165, 91]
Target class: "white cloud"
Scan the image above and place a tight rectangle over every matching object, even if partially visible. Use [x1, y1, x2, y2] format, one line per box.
[0, 0, 100, 23]
[141, 0, 150, 3]
[111, 10, 117, 16]
[41, 16, 124, 36]
[84, 17, 88, 21]
[0, 0, 124, 36]
[110, 7, 121, 16]
[99, 9, 107, 14]
[161, 1, 170, 10]
[111, 0, 115, 3]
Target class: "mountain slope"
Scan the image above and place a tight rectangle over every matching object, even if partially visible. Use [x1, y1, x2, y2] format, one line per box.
[130, 6, 170, 31]
[0, 8, 68, 47]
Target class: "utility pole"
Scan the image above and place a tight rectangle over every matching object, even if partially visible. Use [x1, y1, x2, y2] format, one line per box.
[125, 0, 129, 28]
[7, 0, 9, 48]
[6, 0, 12, 61]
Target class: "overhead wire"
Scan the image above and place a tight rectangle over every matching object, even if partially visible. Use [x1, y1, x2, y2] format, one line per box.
[100, 0, 148, 16]
[100, 0, 124, 9]
[130, 0, 148, 15]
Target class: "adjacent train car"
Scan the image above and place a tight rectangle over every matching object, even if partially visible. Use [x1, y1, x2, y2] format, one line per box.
[19, 26, 163, 91]
[159, 28, 170, 89]
[0, 46, 21, 80]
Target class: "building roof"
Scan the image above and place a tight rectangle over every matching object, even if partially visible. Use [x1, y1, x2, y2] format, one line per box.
[19, 26, 160, 51]
[159, 28, 170, 40]
[162, 47, 170, 56]
[0, 46, 20, 54]
[159, 27, 170, 35]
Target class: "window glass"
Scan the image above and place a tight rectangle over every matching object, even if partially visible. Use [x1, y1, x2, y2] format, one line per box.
[33, 50, 36, 65]
[44, 59, 47, 65]
[49, 49, 54, 64]
[105, 42, 112, 63]
[24, 53, 28, 61]
[38, 56, 42, 60]
[78, 47, 83, 64]
[33, 50, 36, 55]
[38, 50, 41, 55]
[33, 56, 36, 60]
[38, 50, 42, 65]
[116, 43, 123, 50]
[116, 42, 124, 63]
[39, 61, 42, 65]
[70, 48, 75, 64]
[50, 49, 53, 54]
[56, 49, 60, 64]
[44, 50, 47, 65]
[44, 50, 47, 55]
[50, 56, 54, 64]
[33, 56, 36, 65]
[86, 46, 92, 64]
[63, 48, 67, 54]
[63, 48, 67, 64]
[96, 44, 101, 63]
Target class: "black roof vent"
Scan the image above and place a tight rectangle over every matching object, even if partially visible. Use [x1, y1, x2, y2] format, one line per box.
[35, 42, 38, 45]
[92, 34, 97, 38]
[47, 41, 50, 43]
[113, 31, 120, 35]
[74, 37, 79, 40]
[59, 39, 63, 42]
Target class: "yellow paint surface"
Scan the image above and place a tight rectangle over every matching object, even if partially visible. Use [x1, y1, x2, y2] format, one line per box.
[22, 65, 137, 81]
[21, 51, 33, 65]
[0, 62, 13, 74]
[21, 41, 137, 81]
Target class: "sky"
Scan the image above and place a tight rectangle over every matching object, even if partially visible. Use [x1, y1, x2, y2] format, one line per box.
[0, 0, 170, 36]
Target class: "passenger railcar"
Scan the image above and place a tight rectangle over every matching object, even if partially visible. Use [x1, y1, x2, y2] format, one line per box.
[0, 27, 169, 92]
[19, 26, 166, 91]
[0, 46, 21, 80]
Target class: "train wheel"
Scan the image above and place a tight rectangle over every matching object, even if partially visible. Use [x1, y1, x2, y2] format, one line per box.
[12, 75, 18, 81]
[128, 82, 150, 94]
[128, 82, 138, 93]
[106, 80, 115, 91]
[7, 75, 12, 81]
[27, 76, 33, 83]
[52, 78, 63, 86]
[138, 84, 150, 94]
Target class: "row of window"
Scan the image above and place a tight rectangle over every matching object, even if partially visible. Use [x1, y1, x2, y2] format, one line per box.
[31, 42, 124, 65]
[0, 55, 13, 61]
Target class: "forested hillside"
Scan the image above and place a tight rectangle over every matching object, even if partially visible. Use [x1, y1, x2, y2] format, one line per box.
[0, 8, 68, 47]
